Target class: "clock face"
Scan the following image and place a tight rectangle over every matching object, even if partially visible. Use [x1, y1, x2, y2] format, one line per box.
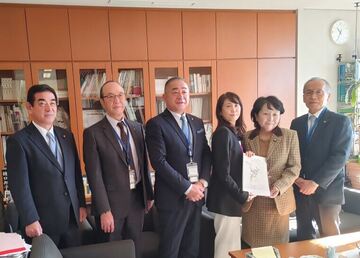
[331, 20, 350, 45]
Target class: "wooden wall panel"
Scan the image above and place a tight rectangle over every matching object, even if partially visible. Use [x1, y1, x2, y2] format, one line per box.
[0, 6, 29, 61]
[258, 12, 296, 58]
[109, 9, 148, 60]
[216, 11, 257, 59]
[69, 8, 111, 61]
[258, 58, 296, 128]
[217, 59, 258, 128]
[26, 7, 72, 61]
[146, 10, 182, 60]
[183, 11, 216, 60]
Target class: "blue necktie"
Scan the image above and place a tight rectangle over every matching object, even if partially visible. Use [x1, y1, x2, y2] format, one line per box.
[180, 115, 190, 143]
[47, 132, 63, 169]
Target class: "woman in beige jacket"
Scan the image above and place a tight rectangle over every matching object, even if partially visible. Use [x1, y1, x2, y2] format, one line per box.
[242, 96, 301, 248]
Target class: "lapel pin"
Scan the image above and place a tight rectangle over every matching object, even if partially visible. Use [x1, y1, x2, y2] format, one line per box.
[62, 134, 66, 139]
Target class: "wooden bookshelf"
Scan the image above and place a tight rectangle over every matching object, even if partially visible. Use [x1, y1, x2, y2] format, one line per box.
[149, 61, 184, 116]
[112, 61, 150, 123]
[0, 5, 297, 195]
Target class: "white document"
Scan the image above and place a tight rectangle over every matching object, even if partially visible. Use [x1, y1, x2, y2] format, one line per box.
[243, 154, 271, 197]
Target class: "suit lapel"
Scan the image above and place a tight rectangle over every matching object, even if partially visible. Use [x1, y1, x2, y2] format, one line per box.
[54, 127, 69, 173]
[101, 118, 127, 166]
[310, 109, 331, 143]
[267, 133, 282, 159]
[187, 114, 196, 154]
[162, 109, 189, 148]
[26, 123, 63, 173]
[126, 119, 143, 168]
[248, 135, 260, 156]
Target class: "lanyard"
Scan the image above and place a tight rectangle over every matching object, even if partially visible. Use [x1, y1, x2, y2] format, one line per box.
[306, 108, 326, 142]
[112, 124, 133, 167]
[182, 122, 193, 161]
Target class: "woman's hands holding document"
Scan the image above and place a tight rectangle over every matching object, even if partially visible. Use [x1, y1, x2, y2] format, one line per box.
[244, 151, 255, 157]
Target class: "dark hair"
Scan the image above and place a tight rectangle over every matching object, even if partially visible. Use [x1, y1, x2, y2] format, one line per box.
[100, 80, 121, 98]
[250, 96, 285, 130]
[27, 84, 57, 106]
[164, 77, 187, 92]
[216, 92, 246, 137]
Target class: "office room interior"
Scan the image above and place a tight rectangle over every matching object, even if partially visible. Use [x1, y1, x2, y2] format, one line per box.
[1, 0, 360, 257]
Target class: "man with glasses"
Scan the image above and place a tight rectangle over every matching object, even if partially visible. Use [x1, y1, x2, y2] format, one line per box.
[145, 77, 211, 258]
[7, 84, 86, 247]
[290, 77, 352, 240]
[83, 80, 153, 258]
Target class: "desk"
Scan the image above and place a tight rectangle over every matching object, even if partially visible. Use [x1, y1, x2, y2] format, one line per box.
[229, 231, 360, 258]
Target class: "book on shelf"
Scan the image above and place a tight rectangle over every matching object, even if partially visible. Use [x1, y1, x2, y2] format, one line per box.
[118, 69, 144, 97]
[81, 72, 106, 98]
[156, 100, 166, 114]
[0, 104, 28, 133]
[124, 104, 145, 124]
[1, 78, 26, 101]
[190, 97, 211, 121]
[54, 106, 70, 130]
[189, 73, 211, 93]
[83, 109, 105, 129]
[155, 79, 168, 95]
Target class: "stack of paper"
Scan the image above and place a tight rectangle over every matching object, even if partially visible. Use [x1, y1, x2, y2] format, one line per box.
[0, 233, 31, 256]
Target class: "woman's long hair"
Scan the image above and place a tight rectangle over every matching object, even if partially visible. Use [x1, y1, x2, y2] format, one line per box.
[215, 92, 246, 138]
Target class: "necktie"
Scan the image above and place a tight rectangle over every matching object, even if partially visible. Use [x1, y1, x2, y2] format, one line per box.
[117, 121, 135, 170]
[46, 132, 63, 169]
[308, 115, 316, 133]
[180, 115, 190, 143]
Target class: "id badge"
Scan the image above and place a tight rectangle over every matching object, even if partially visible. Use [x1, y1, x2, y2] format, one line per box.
[186, 162, 199, 183]
[129, 169, 136, 190]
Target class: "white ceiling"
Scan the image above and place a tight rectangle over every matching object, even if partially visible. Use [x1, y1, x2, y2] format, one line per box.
[0, 0, 358, 10]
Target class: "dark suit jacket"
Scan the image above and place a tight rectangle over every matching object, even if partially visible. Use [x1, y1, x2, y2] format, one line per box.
[290, 108, 352, 205]
[83, 117, 153, 218]
[145, 109, 211, 211]
[6, 123, 85, 235]
[206, 126, 248, 217]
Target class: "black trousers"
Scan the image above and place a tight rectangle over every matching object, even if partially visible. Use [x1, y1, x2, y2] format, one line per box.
[95, 187, 145, 258]
[158, 201, 201, 258]
[295, 186, 342, 241]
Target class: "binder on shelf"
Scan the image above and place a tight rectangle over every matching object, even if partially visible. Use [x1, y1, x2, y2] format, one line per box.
[1, 78, 14, 100]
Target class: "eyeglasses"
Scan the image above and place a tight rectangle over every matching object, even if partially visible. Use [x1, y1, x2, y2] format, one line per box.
[304, 89, 326, 97]
[102, 93, 125, 102]
[36, 100, 58, 108]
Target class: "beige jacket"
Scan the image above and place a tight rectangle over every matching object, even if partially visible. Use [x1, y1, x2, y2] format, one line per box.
[243, 128, 301, 215]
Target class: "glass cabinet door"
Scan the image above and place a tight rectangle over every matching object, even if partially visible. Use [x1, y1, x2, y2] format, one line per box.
[184, 60, 217, 143]
[78, 68, 106, 129]
[31, 62, 77, 134]
[113, 61, 150, 124]
[73, 62, 112, 171]
[0, 62, 32, 192]
[149, 61, 183, 116]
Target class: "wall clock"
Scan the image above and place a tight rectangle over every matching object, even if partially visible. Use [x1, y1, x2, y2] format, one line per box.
[331, 20, 350, 45]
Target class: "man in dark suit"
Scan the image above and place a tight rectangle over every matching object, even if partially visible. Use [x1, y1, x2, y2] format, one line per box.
[83, 80, 154, 258]
[6, 84, 86, 247]
[290, 77, 352, 240]
[145, 77, 211, 258]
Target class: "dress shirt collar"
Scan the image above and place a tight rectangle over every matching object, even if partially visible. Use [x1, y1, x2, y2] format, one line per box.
[32, 121, 55, 142]
[168, 109, 186, 128]
[308, 107, 326, 119]
[106, 114, 126, 130]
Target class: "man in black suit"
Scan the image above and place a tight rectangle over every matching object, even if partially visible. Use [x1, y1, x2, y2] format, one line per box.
[290, 77, 352, 240]
[6, 84, 86, 247]
[145, 77, 211, 258]
[83, 81, 154, 258]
